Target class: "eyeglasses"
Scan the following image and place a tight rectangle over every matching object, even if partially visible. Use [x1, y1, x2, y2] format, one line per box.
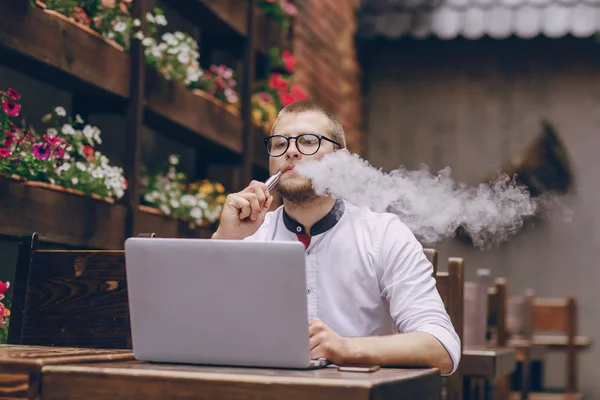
[263, 134, 342, 157]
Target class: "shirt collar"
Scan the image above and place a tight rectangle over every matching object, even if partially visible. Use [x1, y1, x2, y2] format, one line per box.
[282, 198, 345, 236]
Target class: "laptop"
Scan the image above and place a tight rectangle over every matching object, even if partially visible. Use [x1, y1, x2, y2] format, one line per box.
[124, 237, 328, 369]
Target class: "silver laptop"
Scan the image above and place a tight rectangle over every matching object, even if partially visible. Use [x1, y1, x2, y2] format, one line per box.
[124, 237, 328, 369]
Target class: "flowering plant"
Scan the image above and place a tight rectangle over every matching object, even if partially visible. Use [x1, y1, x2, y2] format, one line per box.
[252, 48, 308, 132]
[141, 154, 227, 229]
[40, 107, 127, 199]
[258, 0, 297, 32]
[0, 281, 10, 344]
[134, 8, 203, 86]
[0, 89, 69, 181]
[36, 0, 134, 49]
[190, 65, 239, 106]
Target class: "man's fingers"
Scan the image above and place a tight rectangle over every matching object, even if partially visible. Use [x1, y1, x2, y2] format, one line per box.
[238, 193, 261, 220]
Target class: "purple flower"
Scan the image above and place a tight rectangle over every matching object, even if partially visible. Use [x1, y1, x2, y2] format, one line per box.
[32, 143, 50, 160]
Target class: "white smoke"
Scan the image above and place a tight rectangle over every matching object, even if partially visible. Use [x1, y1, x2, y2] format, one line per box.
[294, 151, 540, 248]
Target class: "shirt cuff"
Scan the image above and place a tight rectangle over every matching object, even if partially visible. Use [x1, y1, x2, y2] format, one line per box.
[415, 323, 462, 376]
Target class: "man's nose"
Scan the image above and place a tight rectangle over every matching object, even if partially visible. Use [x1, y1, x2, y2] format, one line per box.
[285, 140, 301, 159]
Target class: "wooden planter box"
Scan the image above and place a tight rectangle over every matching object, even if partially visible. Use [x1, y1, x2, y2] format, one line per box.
[145, 69, 243, 155]
[0, 177, 126, 249]
[137, 205, 214, 239]
[0, 2, 130, 98]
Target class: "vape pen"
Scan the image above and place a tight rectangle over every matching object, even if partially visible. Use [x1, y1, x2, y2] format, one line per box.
[265, 171, 282, 191]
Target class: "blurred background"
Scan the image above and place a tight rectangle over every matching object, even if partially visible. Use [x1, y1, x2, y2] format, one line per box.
[0, 0, 599, 397]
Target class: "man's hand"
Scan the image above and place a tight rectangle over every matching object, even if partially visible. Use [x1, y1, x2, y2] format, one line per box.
[309, 318, 350, 365]
[212, 180, 274, 240]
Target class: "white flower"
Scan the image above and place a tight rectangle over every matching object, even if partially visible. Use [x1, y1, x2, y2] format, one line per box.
[42, 113, 52, 123]
[169, 154, 179, 165]
[155, 14, 167, 26]
[225, 88, 238, 104]
[142, 37, 154, 46]
[55, 106, 66, 117]
[170, 199, 180, 209]
[133, 18, 141, 27]
[146, 12, 155, 23]
[180, 195, 196, 207]
[151, 46, 162, 58]
[114, 21, 127, 33]
[190, 207, 202, 220]
[47, 128, 58, 136]
[62, 124, 75, 135]
[64, 153, 71, 160]
[115, 189, 124, 198]
[134, 31, 144, 40]
[107, 31, 116, 39]
[177, 52, 190, 64]
[83, 125, 95, 139]
[175, 32, 185, 40]
[92, 168, 105, 179]
[76, 114, 84, 124]
[159, 204, 171, 215]
[75, 162, 86, 171]
[57, 163, 71, 173]
[71, 177, 79, 185]
[49, 178, 56, 184]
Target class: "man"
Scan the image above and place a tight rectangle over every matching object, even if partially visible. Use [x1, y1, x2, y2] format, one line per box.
[212, 101, 460, 375]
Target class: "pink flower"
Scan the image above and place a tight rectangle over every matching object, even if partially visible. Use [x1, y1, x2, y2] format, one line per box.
[2, 100, 21, 117]
[269, 73, 288, 90]
[32, 143, 51, 160]
[53, 146, 65, 158]
[291, 84, 308, 101]
[6, 88, 20, 100]
[3, 132, 14, 148]
[281, 0, 298, 16]
[282, 50, 296, 73]
[44, 135, 61, 147]
[0, 281, 9, 295]
[280, 92, 295, 107]
[257, 92, 273, 104]
[102, 0, 116, 8]
[0, 148, 11, 158]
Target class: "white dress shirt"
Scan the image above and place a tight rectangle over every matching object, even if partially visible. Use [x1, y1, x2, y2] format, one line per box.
[244, 198, 461, 374]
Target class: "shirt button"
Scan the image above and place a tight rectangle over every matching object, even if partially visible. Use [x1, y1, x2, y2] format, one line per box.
[307, 289, 311, 294]
[296, 226, 302, 232]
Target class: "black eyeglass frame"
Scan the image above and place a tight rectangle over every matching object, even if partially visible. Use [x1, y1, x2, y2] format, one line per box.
[263, 133, 342, 157]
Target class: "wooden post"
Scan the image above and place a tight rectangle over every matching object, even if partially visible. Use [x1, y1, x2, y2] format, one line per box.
[240, 0, 256, 189]
[123, 0, 147, 238]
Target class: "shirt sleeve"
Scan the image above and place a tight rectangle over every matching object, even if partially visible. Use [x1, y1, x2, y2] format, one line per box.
[377, 215, 461, 375]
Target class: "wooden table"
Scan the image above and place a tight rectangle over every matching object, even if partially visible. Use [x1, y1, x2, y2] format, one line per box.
[0, 344, 134, 399]
[40, 361, 441, 400]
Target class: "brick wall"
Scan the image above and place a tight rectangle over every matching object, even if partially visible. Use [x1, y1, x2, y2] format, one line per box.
[293, 0, 364, 155]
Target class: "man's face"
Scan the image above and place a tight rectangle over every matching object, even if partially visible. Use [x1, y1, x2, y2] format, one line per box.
[268, 111, 339, 204]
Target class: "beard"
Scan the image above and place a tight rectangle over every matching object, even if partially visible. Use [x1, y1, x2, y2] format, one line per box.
[277, 175, 319, 204]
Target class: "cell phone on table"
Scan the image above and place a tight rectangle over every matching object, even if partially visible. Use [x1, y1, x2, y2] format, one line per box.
[337, 365, 380, 372]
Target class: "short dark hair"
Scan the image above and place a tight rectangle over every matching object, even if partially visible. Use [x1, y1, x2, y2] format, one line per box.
[271, 100, 346, 148]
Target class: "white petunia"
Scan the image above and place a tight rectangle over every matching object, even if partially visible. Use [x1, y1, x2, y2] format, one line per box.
[133, 18, 141, 27]
[190, 207, 202, 220]
[177, 52, 190, 64]
[146, 12, 155, 23]
[155, 15, 167, 26]
[62, 124, 75, 135]
[75, 162, 86, 171]
[134, 31, 144, 40]
[47, 128, 58, 136]
[114, 21, 127, 33]
[55, 106, 66, 117]
[142, 37, 154, 46]
[71, 177, 79, 185]
[175, 32, 185, 40]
